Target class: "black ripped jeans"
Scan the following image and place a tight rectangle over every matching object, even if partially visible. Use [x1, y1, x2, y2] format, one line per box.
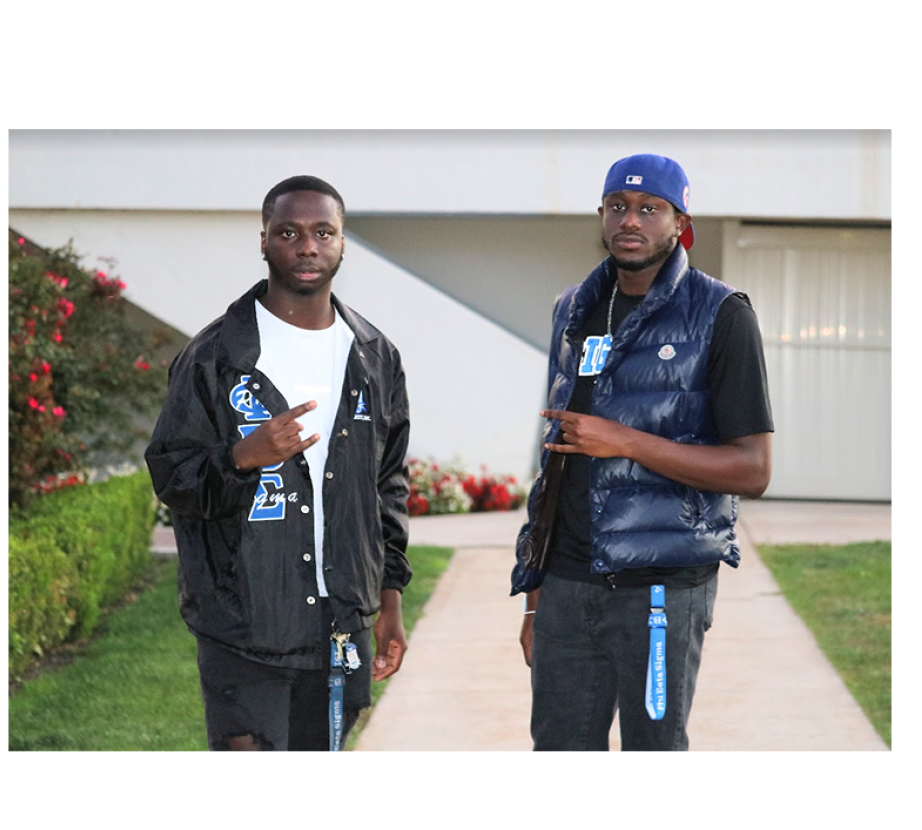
[195, 605, 372, 751]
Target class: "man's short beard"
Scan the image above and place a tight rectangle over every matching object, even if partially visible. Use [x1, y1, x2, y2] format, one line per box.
[266, 251, 343, 294]
[602, 234, 677, 273]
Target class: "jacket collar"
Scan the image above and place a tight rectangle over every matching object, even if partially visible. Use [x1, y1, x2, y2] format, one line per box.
[566, 243, 690, 338]
[216, 279, 381, 369]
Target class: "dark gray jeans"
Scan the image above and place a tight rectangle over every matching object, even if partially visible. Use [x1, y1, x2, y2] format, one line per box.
[530, 570, 717, 751]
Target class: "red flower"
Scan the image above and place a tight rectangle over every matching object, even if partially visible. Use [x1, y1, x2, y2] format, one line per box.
[52, 332, 63, 343]
[134, 358, 150, 371]
[46, 271, 68, 288]
[52, 406, 66, 418]
[57, 297, 75, 318]
[407, 492, 430, 517]
[28, 397, 41, 410]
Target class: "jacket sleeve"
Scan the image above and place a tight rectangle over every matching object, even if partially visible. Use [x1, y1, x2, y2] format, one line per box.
[145, 357, 260, 521]
[377, 350, 412, 592]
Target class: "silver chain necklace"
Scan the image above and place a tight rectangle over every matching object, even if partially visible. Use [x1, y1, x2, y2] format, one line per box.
[605, 280, 619, 337]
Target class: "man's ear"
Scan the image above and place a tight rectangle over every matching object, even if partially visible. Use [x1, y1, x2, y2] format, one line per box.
[260, 230, 267, 260]
[675, 212, 691, 236]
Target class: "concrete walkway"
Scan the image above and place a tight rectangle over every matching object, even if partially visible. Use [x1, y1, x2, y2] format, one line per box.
[353, 500, 891, 751]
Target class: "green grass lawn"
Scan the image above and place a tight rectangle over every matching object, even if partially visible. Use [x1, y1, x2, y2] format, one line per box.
[757, 540, 891, 747]
[11, 539, 891, 751]
[8, 545, 453, 751]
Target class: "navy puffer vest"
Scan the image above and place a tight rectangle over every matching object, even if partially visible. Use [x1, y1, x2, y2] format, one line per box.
[512, 245, 740, 596]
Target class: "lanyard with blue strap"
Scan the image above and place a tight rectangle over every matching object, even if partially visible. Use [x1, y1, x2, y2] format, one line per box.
[329, 627, 361, 751]
[645, 584, 667, 721]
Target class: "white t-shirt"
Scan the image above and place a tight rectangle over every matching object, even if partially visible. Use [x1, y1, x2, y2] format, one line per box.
[255, 301, 354, 596]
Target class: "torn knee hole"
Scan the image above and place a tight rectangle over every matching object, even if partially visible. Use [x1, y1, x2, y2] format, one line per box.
[223, 732, 274, 751]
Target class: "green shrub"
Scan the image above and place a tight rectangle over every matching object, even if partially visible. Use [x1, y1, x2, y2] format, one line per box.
[8, 538, 79, 670]
[8, 470, 157, 680]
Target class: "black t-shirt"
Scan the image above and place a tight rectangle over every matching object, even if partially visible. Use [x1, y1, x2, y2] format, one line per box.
[547, 274, 774, 588]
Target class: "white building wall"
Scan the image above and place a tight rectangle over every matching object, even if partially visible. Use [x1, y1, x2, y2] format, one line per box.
[8, 129, 892, 498]
[10, 129, 890, 220]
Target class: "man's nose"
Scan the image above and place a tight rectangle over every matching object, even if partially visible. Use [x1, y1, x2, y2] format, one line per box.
[619, 208, 641, 229]
[298, 235, 318, 256]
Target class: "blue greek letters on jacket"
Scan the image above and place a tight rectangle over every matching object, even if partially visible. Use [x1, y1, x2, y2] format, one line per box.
[230, 375, 287, 522]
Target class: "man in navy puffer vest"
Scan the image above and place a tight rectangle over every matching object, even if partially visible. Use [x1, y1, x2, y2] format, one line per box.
[512, 154, 774, 751]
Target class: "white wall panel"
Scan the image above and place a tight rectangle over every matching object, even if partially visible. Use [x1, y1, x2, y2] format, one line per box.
[724, 224, 891, 500]
[10, 129, 890, 221]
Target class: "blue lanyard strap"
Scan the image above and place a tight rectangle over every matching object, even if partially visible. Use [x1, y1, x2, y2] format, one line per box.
[329, 636, 346, 751]
[645, 584, 667, 721]
[328, 629, 363, 751]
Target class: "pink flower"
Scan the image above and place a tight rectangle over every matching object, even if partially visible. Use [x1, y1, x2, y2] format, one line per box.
[52, 332, 63, 343]
[28, 397, 41, 409]
[46, 271, 68, 288]
[29, 373, 38, 382]
[52, 406, 66, 418]
[41, 361, 51, 373]
[57, 298, 75, 318]
[18, 237, 25, 245]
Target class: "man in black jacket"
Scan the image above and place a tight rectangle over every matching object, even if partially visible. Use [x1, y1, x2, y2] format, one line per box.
[146, 175, 412, 751]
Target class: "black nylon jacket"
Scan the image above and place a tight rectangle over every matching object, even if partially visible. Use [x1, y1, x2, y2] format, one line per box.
[145, 280, 411, 669]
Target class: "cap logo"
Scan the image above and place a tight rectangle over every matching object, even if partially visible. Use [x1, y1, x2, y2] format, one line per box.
[626, 175, 643, 184]
[682, 186, 690, 210]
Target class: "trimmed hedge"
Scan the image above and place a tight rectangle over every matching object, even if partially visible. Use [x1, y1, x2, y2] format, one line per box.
[9, 470, 158, 680]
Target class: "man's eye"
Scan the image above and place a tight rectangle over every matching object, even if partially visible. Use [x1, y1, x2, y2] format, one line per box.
[281, 229, 296, 238]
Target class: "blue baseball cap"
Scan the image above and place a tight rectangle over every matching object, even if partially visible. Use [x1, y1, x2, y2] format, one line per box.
[601, 154, 695, 249]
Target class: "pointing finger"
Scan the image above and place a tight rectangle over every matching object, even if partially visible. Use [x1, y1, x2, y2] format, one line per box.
[285, 400, 318, 419]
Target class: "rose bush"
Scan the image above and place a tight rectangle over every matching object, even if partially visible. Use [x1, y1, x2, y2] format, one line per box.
[8, 232, 168, 507]
[407, 457, 526, 517]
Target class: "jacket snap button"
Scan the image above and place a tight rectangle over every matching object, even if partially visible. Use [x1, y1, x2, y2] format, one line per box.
[341, 429, 349, 437]
[306, 596, 316, 605]
[325, 471, 334, 479]
[302, 553, 311, 562]
[300, 505, 311, 514]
